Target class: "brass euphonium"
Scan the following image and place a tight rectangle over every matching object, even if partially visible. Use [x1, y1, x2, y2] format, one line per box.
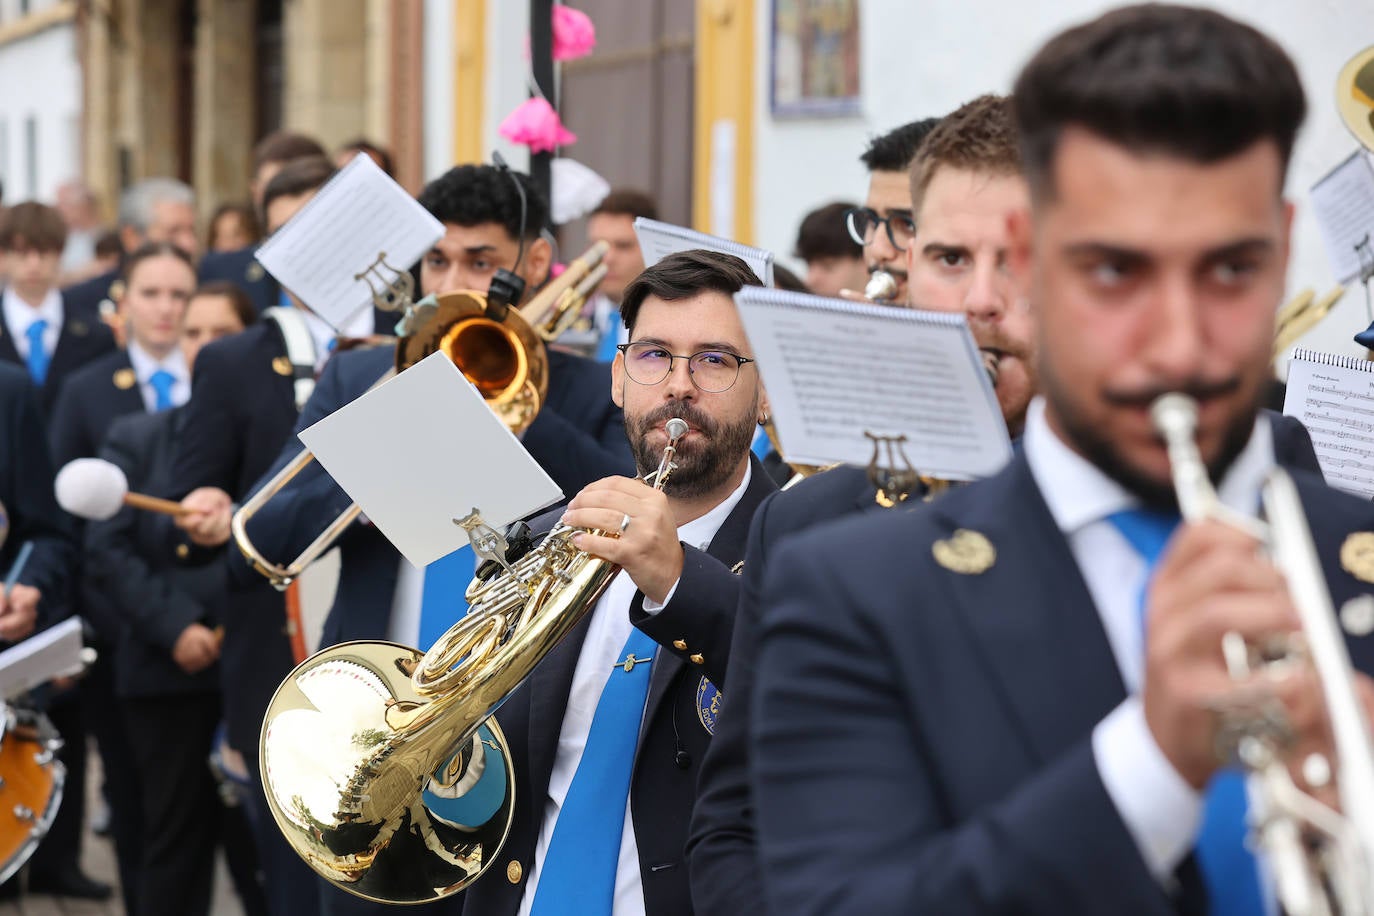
[232, 242, 611, 589]
[1152, 393, 1374, 915]
[257, 419, 688, 903]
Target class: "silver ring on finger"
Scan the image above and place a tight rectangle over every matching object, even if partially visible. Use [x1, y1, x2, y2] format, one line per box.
[619, 513, 632, 534]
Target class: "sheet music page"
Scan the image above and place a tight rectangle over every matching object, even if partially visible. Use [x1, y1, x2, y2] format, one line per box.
[255, 155, 445, 329]
[0, 617, 85, 700]
[1310, 151, 1374, 284]
[1284, 350, 1374, 497]
[735, 289, 1012, 479]
[298, 353, 563, 568]
[633, 217, 775, 287]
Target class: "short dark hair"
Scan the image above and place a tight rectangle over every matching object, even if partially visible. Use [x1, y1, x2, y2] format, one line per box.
[910, 95, 1021, 216]
[193, 280, 257, 327]
[337, 138, 394, 177]
[859, 118, 942, 173]
[94, 228, 122, 260]
[207, 202, 260, 249]
[794, 201, 862, 262]
[619, 250, 760, 336]
[416, 164, 548, 242]
[121, 241, 196, 283]
[0, 202, 67, 252]
[771, 263, 811, 294]
[1013, 4, 1306, 200]
[261, 156, 336, 225]
[591, 189, 658, 222]
[253, 131, 327, 171]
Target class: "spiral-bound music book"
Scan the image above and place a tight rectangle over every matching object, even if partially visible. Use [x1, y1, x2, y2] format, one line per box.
[255, 154, 445, 329]
[1284, 347, 1374, 498]
[734, 288, 1012, 479]
[634, 217, 775, 287]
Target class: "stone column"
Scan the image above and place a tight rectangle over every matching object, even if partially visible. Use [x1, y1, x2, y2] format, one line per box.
[282, 0, 368, 149]
[194, 0, 257, 217]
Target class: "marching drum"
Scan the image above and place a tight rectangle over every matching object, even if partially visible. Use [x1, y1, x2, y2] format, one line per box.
[0, 704, 63, 883]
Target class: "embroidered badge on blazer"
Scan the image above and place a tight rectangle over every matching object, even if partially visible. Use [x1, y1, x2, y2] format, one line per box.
[696, 676, 721, 735]
[1341, 532, 1374, 585]
[932, 529, 996, 575]
[112, 368, 137, 390]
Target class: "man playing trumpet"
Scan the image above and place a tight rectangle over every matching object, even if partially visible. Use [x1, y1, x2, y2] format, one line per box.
[751, 5, 1374, 914]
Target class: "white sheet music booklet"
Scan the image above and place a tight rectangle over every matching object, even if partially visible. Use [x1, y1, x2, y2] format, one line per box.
[255, 154, 445, 329]
[634, 217, 775, 287]
[734, 288, 1012, 479]
[298, 353, 563, 568]
[0, 617, 86, 700]
[1283, 347, 1374, 498]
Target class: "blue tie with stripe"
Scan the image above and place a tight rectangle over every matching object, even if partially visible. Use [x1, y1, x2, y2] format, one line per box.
[1108, 508, 1265, 916]
[149, 369, 176, 411]
[418, 546, 475, 651]
[530, 625, 658, 914]
[24, 320, 48, 386]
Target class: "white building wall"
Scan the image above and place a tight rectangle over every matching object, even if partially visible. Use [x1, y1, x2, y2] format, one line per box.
[0, 19, 80, 204]
[753, 0, 1374, 362]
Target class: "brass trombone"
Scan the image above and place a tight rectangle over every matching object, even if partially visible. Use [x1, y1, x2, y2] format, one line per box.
[231, 242, 611, 589]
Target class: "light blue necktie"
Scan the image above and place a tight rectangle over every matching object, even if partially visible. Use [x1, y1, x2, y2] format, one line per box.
[24, 320, 48, 386]
[595, 311, 621, 363]
[1108, 509, 1265, 916]
[750, 426, 771, 459]
[530, 625, 657, 914]
[418, 546, 475, 651]
[149, 369, 176, 411]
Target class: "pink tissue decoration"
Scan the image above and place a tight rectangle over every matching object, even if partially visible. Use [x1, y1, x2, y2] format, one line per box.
[552, 6, 596, 61]
[498, 97, 577, 153]
[550, 262, 567, 279]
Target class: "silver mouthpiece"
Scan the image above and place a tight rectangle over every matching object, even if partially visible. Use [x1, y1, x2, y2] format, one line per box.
[665, 418, 689, 442]
[981, 351, 1001, 389]
[863, 270, 899, 302]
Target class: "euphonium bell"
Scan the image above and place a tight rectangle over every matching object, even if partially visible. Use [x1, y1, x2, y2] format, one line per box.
[257, 420, 689, 903]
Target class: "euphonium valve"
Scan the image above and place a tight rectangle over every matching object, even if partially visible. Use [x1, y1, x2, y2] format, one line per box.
[258, 421, 688, 903]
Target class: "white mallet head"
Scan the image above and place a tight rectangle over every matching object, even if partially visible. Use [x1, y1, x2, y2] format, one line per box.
[55, 458, 129, 521]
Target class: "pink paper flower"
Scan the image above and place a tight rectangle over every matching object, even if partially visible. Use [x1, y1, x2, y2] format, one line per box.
[498, 97, 577, 153]
[552, 6, 596, 61]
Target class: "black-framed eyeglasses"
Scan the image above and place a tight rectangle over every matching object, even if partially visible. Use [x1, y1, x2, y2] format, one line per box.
[616, 342, 756, 393]
[844, 206, 916, 251]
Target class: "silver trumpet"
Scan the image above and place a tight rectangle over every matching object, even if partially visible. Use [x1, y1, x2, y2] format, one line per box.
[1152, 392, 1374, 916]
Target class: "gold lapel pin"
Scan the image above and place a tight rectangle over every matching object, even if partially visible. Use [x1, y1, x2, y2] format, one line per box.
[932, 529, 996, 575]
[1341, 532, 1374, 585]
[112, 368, 137, 390]
[272, 356, 293, 377]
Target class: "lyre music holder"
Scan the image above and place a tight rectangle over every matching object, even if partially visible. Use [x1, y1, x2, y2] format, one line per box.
[354, 251, 416, 315]
[454, 509, 531, 594]
[864, 431, 919, 507]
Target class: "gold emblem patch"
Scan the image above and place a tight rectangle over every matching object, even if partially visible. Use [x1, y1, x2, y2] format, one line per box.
[1341, 532, 1374, 584]
[272, 356, 293, 377]
[112, 368, 136, 390]
[932, 529, 996, 575]
[246, 262, 265, 283]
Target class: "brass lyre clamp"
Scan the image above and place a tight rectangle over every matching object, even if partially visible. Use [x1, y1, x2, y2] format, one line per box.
[865, 431, 919, 507]
[354, 251, 415, 315]
[454, 510, 531, 594]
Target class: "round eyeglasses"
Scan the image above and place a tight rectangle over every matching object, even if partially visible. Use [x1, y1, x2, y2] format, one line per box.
[616, 342, 756, 393]
[844, 206, 916, 251]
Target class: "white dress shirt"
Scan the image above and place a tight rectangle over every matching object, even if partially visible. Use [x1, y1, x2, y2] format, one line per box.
[300, 307, 376, 373]
[125, 340, 190, 412]
[517, 464, 752, 916]
[2, 286, 62, 360]
[1022, 396, 1274, 884]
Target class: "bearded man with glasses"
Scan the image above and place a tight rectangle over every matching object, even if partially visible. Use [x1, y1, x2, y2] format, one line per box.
[457, 249, 776, 916]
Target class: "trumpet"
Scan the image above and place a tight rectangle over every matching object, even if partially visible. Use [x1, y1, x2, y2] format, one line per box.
[232, 243, 611, 589]
[1152, 393, 1374, 915]
[257, 419, 688, 903]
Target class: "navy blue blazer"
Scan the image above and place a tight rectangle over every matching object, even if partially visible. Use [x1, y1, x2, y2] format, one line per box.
[749, 444, 1370, 915]
[61, 268, 119, 318]
[240, 343, 635, 647]
[198, 246, 278, 315]
[459, 458, 774, 916]
[0, 363, 72, 628]
[48, 348, 147, 469]
[0, 291, 115, 419]
[693, 411, 1321, 916]
[85, 407, 222, 698]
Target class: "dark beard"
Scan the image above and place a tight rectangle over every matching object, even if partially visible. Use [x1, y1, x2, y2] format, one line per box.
[1041, 361, 1260, 512]
[627, 400, 757, 499]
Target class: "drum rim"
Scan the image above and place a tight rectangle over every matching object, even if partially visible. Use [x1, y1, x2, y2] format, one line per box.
[0, 708, 65, 887]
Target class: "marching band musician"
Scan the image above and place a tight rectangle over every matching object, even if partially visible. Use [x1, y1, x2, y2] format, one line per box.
[236, 163, 635, 916]
[750, 6, 1374, 914]
[455, 250, 775, 916]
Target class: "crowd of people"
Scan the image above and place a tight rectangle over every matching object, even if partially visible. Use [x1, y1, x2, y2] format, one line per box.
[0, 4, 1368, 916]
